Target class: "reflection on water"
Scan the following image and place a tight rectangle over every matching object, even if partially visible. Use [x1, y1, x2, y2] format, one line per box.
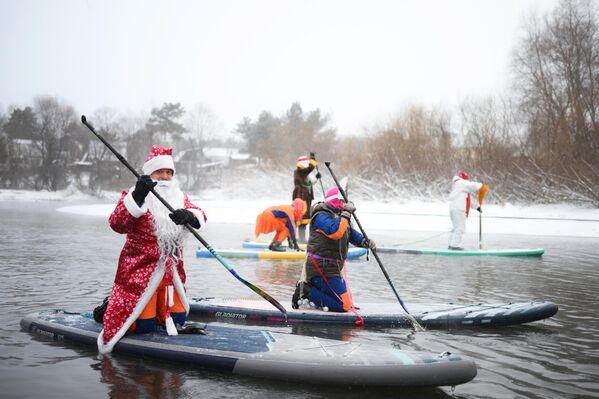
[99, 354, 185, 399]
[1, 200, 599, 398]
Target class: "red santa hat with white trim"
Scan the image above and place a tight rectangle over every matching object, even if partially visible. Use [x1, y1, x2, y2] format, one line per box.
[142, 145, 176, 175]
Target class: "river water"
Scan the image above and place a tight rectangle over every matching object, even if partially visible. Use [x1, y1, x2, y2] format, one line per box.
[1, 200, 598, 398]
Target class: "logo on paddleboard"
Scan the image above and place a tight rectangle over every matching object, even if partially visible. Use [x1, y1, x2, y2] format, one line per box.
[214, 311, 247, 320]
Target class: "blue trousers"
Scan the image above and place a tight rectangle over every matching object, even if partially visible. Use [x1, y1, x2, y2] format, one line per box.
[309, 276, 347, 312]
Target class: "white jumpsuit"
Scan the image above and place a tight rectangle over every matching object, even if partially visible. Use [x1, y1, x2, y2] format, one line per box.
[448, 176, 483, 248]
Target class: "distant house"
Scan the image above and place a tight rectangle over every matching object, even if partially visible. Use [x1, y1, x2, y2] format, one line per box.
[68, 142, 129, 190]
[174, 146, 255, 189]
[176, 146, 255, 171]
[10, 138, 43, 167]
[69, 152, 94, 187]
[201, 147, 254, 167]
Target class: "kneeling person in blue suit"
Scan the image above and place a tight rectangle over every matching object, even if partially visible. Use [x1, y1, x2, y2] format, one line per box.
[292, 186, 375, 312]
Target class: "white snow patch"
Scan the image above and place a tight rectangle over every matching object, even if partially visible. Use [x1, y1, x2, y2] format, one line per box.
[3, 177, 599, 238]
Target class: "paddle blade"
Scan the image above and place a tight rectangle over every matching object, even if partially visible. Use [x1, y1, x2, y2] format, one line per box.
[211, 251, 288, 316]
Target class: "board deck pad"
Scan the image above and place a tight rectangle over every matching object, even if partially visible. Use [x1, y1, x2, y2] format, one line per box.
[21, 309, 477, 387]
[189, 297, 558, 328]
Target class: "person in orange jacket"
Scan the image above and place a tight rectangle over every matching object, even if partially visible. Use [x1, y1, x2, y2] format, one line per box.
[255, 198, 307, 251]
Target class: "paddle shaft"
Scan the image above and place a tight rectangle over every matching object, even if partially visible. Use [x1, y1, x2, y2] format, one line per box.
[312, 153, 326, 198]
[479, 211, 482, 249]
[324, 162, 424, 331]
[80, 115, 287, 316]
[315, 164, 326, 198]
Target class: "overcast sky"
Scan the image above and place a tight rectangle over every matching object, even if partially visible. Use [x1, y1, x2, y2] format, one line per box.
[1, 0, 559, 136]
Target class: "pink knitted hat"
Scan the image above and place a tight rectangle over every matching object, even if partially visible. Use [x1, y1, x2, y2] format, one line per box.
[325, 187, 343, 209]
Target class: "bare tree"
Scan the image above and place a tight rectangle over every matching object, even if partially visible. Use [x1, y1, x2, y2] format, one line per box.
[185, 103, 222, 147]
[366, 105, 455, 178]
[460, 96, 520, 173]
[513, 0, 599, 166]
[178, 103, 223, 189]
[89, 107, 124, 161]
[33, 95, 77, 190]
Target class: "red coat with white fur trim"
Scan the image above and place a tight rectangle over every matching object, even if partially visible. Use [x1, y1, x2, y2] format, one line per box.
[97, 189, 206, 354]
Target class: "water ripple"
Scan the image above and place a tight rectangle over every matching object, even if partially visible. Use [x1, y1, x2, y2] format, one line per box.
[1, 202, 598, 398]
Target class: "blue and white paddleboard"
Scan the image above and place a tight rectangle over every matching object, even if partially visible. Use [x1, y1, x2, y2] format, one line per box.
[242, 240, 307, 250]
[196, 247, 367, 260]
[21, 309, 476, 387]
[189, 297, 558, 328]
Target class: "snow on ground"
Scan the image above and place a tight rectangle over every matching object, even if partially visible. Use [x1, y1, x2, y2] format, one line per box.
[0, 186, 107, 202]
[53, 199, 599, 238]
[2, 186, 597, 238]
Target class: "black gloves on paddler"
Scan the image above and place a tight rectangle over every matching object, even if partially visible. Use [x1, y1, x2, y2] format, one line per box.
[169, 209, 196, 225]
[132, 175, 156, 205]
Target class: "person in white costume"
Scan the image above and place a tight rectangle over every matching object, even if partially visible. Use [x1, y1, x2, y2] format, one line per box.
[448, 170, 489, 250]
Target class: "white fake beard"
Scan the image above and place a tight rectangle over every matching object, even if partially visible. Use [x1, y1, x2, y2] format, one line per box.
[145, 178, 187, 258]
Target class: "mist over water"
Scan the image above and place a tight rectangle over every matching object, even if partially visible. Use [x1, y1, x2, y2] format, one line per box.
[1, 200, 598, 398]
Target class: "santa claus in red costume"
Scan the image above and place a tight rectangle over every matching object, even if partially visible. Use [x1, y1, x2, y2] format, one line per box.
[97, 145, 206, 354]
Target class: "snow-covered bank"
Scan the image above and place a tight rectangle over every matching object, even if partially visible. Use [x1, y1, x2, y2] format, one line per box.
[3, 188, 599, 238]
[56, 199, 599, 238]
[0, 187, 121, 202]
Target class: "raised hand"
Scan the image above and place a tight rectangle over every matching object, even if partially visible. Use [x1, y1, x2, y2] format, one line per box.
[132, 175, 157, 204]
[344, 201, 356, 213]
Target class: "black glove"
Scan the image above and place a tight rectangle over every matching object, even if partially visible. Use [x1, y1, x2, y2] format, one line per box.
[92, 296, 110, 323]
[169, 209, 196, 225]
[341, 210, 352, 220]
[309, 152, 316, 160]
[132, 175, 157, 205]
[361, 238, 376, 251]
[477, 206, 482, 213]
[315, 172, 322, 179]
[344, 201, 356, 213]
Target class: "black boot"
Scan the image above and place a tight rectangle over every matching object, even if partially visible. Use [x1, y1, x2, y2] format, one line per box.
[448, 246, 464, 251]
[177, 321, 207, 335]
[291, 280, 311, 309]
[269, 241, 286, 252]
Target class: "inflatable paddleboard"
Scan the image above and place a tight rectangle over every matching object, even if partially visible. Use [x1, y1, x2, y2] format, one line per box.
[243, 240, 308, 250]
[189, 297, 558, 328]
[21, 309, 476, 387]
[376, 246, 544, 257]
[196, 247, 367, 260]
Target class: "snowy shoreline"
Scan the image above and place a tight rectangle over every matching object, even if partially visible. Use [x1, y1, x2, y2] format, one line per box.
[2, 188, 598, 238]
